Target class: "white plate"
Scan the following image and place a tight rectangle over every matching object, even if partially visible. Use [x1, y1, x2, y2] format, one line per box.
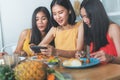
[30, 56, 37, 60]
[30, 56, 48, 63]
[19, 57, 26, 61]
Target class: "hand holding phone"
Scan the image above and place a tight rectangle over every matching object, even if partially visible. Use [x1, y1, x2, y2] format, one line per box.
[30, 46, 47, 53]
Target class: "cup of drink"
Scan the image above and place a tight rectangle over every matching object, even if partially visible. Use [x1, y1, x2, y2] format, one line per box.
[3, 54, 19, 68]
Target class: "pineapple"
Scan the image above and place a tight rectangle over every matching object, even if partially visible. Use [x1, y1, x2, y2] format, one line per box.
[14, 60, 47, 80]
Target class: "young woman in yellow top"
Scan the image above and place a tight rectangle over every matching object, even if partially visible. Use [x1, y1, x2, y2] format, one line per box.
[39, 0, 84, 58]
[14, 7, 54, 56]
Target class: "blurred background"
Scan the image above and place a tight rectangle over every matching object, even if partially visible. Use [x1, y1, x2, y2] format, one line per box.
[0, 0, 120, 50]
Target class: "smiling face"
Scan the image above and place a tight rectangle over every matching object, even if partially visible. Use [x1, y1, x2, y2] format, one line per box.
[52, 4, 69, 26]
[36, 11, 48, 32]
[80, 7, 91, 27]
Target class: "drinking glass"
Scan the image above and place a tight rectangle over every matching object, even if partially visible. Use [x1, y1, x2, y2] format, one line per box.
[3, 54, 19, 68]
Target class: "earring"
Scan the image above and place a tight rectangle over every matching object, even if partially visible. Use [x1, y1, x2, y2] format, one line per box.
[69, 10, 71, 14]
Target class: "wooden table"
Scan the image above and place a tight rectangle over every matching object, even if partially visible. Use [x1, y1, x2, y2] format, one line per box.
[55, 58, 120, 80]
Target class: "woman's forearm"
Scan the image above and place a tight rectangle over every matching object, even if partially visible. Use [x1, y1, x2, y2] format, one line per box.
[111, 56, 120, 64]
[54, 49, 77, 58]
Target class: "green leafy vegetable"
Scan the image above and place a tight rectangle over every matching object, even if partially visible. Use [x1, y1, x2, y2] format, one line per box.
[0, 65, 15, 80]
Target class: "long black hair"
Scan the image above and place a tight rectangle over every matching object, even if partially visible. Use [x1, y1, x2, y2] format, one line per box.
[29, 6, 52, 45]
[80, 0, 110, 52]
[50, 0, 76, 27]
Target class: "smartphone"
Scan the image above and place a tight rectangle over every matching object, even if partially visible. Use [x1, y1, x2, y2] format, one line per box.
[30, 46, 47, 53]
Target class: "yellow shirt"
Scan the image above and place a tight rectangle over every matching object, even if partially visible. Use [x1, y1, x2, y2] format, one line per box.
[54, 22, 81, 50]
[22, 29, 34, 56]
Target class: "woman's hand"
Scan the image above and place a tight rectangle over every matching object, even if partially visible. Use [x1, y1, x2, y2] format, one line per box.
[75, 51, 86, 59]
[90, 50, 114, 63]
[14, 50, 27, 57]
[40, 45, 55, 56]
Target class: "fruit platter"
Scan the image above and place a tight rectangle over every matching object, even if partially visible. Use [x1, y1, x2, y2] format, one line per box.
[31, 54, 60, 67]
